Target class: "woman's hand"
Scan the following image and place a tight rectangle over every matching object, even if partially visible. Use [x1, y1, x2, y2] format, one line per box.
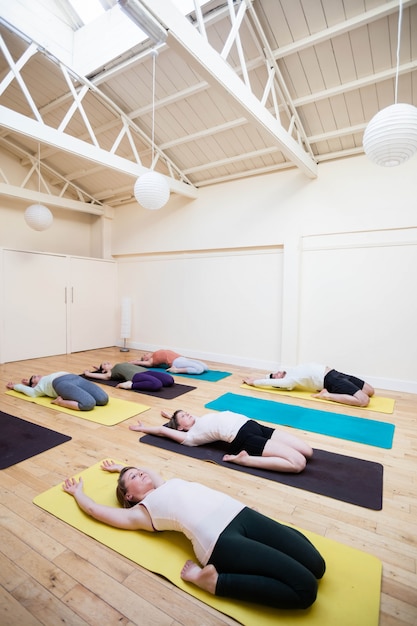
[101, 459, 124, 473]
[128, 420, 148, 433]
[62, 476, 83, 496]
[6, 381, 15, 389]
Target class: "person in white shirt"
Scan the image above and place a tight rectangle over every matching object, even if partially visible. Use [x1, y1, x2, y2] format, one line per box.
[6, 371, 108, 411]
[63, 459, 325, 610]
[129, 408, 313, 473]
[243, 363, 375, 407]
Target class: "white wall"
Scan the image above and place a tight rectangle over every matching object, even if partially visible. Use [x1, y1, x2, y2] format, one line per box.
[117, 247, 284, 368]
[299, 229, 417, 391]
[1, 145, 416, 392]
[113, 154, 417, 393]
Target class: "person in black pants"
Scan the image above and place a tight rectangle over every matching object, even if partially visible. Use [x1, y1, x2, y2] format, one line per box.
[63, 459, 325, 610]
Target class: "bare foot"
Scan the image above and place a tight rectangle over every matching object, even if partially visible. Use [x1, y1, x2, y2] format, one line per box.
[167, 367, 180, 373]
[180, 560, 218, 594]
[160, 410, 171, 419]
[116, 381, 132, 389]
[223, 450, 250, 465]
[51, 396, 62, 405]
[312, 389, 330, 400]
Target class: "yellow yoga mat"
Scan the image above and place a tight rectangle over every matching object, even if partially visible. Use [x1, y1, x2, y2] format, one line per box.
[34, 461, 381, 626]
[240, 384, 395, 414]
[5, 390, 149, 426]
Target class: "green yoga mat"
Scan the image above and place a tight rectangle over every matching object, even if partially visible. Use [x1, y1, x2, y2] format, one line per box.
[147, 367, 232, 382]
[205, 393, 395, 449]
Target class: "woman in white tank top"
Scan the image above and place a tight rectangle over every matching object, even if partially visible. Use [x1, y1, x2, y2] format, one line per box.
[130, 408, 313, 473]
[63, 459, 325, 611]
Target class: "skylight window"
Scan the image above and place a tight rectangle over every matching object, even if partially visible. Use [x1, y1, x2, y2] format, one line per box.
[67, 0, 213, 27]
[67, 0, 106, 25]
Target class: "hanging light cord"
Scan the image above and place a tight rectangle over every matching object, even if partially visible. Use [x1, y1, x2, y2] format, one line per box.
[38, 143, 41, 193]
[394, 0, 403, 104]
[151, 49, 157, 169]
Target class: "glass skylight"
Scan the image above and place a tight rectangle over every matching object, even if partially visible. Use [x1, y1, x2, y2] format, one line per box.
[67, 0, 106, 25]
[66, 0, 212, 27]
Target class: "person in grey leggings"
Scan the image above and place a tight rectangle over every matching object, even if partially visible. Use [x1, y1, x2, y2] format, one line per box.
[6, 371, 109, 411]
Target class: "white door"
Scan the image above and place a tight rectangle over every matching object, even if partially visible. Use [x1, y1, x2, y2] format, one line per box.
[69, 257, 117, 352]
[2, 250, 67, 361]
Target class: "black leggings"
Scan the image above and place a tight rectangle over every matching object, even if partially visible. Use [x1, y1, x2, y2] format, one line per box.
[209, 507, 325, 609]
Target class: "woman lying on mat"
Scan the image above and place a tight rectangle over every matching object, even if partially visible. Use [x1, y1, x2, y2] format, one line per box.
[6, 372, 108, 411]
[243, 363, 375, 407]
[63, 459, 325, 610]
[83, 361, 174, 392]
[130, 349, 208, 375]
[130, 408, 313, 473]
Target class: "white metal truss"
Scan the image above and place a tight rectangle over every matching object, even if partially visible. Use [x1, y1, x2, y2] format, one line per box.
[0, 134, 106, 215]
[142, 0, 318, 178]
[0, 26, 198, 206]
[2, 0, 415, 196]
[133, 0, 416, 183]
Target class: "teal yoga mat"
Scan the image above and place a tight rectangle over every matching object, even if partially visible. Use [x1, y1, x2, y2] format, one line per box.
[147, 368, 232, 382]
[205, 393, 395, 449]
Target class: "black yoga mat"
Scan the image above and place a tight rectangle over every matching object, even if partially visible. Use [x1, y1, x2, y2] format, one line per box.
[0, 411, 72, 469]
[139, 434, 383, 510]
[80, 375, 196, 399]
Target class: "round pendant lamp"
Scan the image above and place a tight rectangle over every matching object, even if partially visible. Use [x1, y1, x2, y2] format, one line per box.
[134, 170, 170, 210]
[24, 203, 54, 231]
[363, 103, 417, 167]
[134, 49, 170, 210]
[24, 145, 53, 230]
[363, 0, 417, 167]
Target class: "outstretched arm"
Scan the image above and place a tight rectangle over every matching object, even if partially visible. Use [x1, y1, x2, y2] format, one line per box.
[129, 421, 186, 444]
[130, 358, 153, 367]
[243, 376, 294, 389]
[62, 476, 153, 530]
[242, 377, 258, 386]
[7, 382, 37, 397]
[83, 369, 111, 380]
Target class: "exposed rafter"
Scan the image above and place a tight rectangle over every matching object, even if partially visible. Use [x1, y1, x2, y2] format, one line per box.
[140, 0, 318, 179]
[0, 0, 415, 199]
[0, 27, 198, 206]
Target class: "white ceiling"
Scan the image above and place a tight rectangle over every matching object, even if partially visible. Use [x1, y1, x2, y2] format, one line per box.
[0, 0, 416, 210]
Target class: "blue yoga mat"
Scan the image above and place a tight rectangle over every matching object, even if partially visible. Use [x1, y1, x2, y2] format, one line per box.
[147, 368, 232, 382]
[205, 393, 395, 449]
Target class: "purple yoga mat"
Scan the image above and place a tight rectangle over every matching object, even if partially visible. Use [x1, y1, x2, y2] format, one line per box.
[0, 411, 71, 469]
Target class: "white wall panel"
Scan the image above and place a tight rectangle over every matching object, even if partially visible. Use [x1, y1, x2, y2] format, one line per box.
[298, 229, 417, 390]
[117, 247, 283, 367]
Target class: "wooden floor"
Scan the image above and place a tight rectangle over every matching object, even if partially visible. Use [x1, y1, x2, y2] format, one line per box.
[1, 347, 416, 626]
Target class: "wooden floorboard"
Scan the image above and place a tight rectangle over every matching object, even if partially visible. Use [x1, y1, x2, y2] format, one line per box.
[1, 347, 416, 625]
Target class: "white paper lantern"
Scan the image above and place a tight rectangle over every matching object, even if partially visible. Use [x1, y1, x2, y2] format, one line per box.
[363, 103, 417, 167]
[24, 204, 53, 231]
[134, 171, 170, 210]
